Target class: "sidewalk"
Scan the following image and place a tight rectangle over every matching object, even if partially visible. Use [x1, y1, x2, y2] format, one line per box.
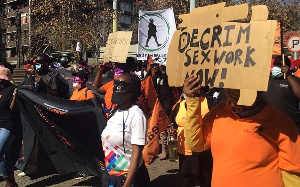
[0, 158, 180, 187]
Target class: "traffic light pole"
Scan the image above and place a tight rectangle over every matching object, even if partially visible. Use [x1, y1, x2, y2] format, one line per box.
[113, 0, 117, 32]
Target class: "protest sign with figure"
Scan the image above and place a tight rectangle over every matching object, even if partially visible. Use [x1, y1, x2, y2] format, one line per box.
[167, 3, 277, 106]
[137, 8, 176, 64]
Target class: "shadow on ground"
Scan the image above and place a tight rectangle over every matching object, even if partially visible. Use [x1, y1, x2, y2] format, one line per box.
[26, 174, 74, 187]
[27, 163, 57, 180]
[150, 173, 181, 187]
[73, 176, 102, 187]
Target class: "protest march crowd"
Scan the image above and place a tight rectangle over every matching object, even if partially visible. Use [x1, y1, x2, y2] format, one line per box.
[0, 3, 300, 187]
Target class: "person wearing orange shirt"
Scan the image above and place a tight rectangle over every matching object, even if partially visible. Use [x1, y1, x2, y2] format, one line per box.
[183, 75, 300, 187]
[70, 69, 95, 101]
[93, 58, 137, 117]
[70, 69, 94, 180]
[173, 93, 212, 187]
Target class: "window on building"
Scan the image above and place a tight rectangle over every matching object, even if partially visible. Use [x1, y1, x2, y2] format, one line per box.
[10, 2, 18, 10]
[1, 50, 7, 58]
[21, 13, 28, 24]
[10, 17, 16, 26]
[119, 2, 132, 12]
[1, 5, 7, 16]
[2, 34, 7, 44]
[120, 15, 131, 25]
[11, 33, 16, 42]
[23, 1, 29, 8]
[11, 48, 16, 57]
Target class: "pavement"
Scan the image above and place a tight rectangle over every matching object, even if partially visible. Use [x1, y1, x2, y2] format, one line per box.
[0, 157, 181, 187]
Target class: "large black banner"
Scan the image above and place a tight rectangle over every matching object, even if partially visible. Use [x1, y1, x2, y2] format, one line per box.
[17, 88, 107, 177]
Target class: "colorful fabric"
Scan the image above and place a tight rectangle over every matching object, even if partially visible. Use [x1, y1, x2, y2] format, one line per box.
[102, 105, 147, 176]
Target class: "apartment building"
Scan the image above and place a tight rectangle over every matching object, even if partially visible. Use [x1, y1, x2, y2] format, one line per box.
[2, 0, 29, 66]
[1, 0, 140, 65]
[0, 1, 6, 62]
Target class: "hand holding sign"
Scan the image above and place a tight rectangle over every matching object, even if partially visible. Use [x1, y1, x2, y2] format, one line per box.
[183, 75, 201, 97]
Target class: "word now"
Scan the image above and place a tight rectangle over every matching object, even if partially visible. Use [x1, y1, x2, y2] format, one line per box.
[185, 68, 227, 88]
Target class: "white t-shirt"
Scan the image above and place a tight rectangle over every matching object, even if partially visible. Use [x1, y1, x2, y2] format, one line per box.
[135, 70, 147, 79]
[76, 42, 82, 52]
[101, 105, 147, 176]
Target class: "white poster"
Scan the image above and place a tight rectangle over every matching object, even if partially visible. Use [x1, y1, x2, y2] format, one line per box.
[137, 7, 176, 65]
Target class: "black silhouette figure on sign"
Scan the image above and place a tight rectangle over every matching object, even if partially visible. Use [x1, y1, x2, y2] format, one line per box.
[145, 18, 161, 47]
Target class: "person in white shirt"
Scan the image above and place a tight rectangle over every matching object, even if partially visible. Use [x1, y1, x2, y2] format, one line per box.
[101, 73, 150, 187]
[76, 40, 83, 61]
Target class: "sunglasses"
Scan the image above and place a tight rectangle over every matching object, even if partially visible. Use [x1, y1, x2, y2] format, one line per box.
[113, 80, 132, 92]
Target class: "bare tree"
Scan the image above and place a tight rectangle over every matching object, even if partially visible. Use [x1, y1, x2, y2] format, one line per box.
[30, 0, 115, 56]
[28, 0, 299, 55]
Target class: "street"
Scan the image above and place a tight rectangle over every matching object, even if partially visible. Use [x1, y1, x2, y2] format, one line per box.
[0, 157, 181, 187]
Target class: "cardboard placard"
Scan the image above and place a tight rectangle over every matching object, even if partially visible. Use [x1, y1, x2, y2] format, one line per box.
[167, 3, 277, 106]
[103, 31, 133, 63]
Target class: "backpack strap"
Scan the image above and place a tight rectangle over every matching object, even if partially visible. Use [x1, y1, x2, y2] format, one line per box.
[84, 87, 89, 99]
[86, 83, 104, 102]
[107, 106, 118, 121]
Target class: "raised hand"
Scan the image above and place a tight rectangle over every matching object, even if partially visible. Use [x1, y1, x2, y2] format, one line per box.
[183, 75, 201, 97]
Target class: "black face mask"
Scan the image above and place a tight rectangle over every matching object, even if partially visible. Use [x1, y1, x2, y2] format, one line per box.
[112, 92, 124, 105]
[112, 80, 133, 105]
[155, 70, 162, 76]
[0, 79, 10, 90]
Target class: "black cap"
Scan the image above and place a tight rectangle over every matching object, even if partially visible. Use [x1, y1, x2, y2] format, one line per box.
[72, 69, 89, 81]
[23, 58, 34, 65]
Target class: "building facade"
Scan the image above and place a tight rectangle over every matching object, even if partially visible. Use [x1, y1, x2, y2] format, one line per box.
[1, 0, 140, 65]
[0, 1, 7, 63]
[2, 0, 29, 66]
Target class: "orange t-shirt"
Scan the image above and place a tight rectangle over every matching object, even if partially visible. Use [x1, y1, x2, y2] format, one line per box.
[202, 102, 300, 187]
[70, 87, 95, 101]
[176, 98, 209, 155]
[295, 68, 300, 78]
[102, 81, 116, 110]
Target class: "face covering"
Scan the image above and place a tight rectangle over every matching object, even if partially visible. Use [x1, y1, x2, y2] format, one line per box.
[73, 82, 81, 89]
[271, 66, 283, 78]
[112, 80, 132, 105]
[112, 92, 123, 105]
[35, 63, 42, 71]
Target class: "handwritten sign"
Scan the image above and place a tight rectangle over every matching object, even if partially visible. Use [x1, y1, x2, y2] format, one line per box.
[103, 31, 132, 63]
[167, 3, 277, 106]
